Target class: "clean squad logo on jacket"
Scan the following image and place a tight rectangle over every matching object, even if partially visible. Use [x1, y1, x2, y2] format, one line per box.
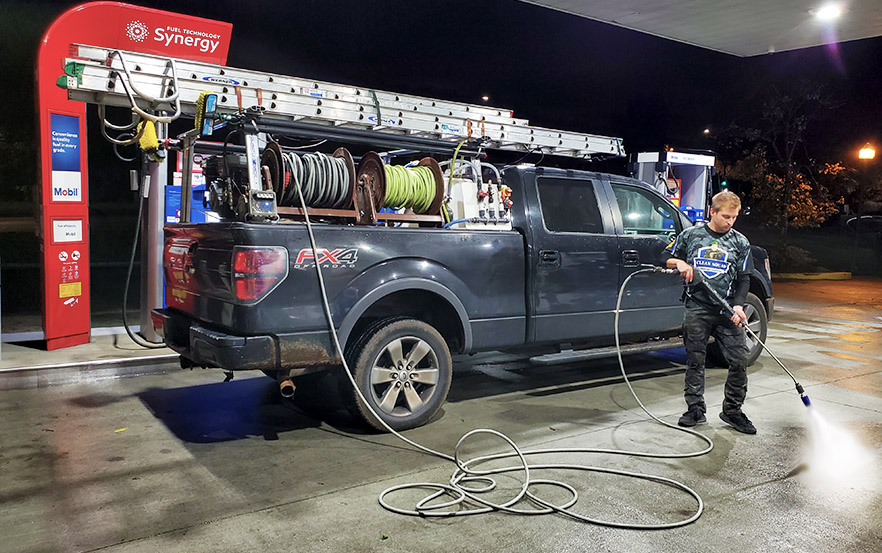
[693, 242, 730, 279]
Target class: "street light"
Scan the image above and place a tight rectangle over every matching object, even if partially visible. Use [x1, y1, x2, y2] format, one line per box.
[851, 143, 876, 275]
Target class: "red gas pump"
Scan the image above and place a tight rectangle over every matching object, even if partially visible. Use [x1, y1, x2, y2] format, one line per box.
[36, 2, 231, 349]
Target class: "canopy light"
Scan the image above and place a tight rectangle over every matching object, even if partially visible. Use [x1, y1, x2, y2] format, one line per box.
[859, 144, 876, 160]
[813, 4, 842, 21]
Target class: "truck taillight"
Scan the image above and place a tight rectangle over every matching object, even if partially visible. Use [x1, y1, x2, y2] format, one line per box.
[232, 247, 288, 303]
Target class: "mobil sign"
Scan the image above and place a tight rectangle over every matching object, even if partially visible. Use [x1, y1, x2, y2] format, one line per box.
[50, 113, 82, 202]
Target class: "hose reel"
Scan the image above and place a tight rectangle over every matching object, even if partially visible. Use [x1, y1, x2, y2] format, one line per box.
[261, 143, 357, 210]
[251, 143, 445, 225]
[354, 153, 444, 224]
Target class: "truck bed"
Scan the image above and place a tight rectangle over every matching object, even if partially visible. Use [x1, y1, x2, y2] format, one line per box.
[160, 221, 528, 371]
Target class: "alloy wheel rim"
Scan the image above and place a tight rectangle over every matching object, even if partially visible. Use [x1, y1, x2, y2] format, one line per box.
[369, 335, 440, 417]
[744, 303, 762, 352]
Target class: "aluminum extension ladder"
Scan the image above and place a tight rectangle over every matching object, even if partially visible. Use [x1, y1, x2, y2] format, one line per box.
[60, 44, 625, 159]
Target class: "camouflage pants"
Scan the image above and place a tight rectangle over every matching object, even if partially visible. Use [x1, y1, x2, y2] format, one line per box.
[682, 301, 750, 415]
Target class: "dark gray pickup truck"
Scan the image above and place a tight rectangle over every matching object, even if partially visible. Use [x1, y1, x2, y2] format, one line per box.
[153, 166, 774, 430]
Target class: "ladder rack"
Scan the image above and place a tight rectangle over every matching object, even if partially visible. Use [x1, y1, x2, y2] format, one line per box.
[61, 45, 625, 159]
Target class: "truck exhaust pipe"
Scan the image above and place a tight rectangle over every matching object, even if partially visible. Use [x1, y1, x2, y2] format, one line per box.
[279, 378, 296, 398]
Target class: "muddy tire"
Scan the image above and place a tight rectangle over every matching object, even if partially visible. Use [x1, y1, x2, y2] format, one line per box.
[338, 318, 452, 431]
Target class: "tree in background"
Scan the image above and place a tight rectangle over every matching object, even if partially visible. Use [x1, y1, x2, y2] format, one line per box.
[829, 161, 882, 216]
[716, 93, 844, 272]
[758, 82, 834, 237]
[815, 162, 858, 212]
[722, 144, 839, 229]
[773, 171, 839, 228]
[722, 144, 767, 215]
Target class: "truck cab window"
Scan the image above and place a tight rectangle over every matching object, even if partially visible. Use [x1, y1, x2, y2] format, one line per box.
[612, 184, 680, 240]
[537, 177, 603, 233]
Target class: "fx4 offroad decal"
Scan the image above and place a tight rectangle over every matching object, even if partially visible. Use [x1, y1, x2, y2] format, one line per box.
[294, 248, 359, 269]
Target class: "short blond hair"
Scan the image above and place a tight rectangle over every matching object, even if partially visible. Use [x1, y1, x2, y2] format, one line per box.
[711, 190, 741, 211]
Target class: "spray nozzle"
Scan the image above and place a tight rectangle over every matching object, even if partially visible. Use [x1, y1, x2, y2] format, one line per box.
[796, 382, 811, 406]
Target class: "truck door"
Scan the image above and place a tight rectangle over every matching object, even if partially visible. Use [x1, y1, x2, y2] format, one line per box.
[607, 178, 686, 335]
[527, 172, 620, 343]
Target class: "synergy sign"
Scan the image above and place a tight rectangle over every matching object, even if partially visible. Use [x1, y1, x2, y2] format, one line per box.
[125, 19, 224, 54]
[120, 14, 231, 62]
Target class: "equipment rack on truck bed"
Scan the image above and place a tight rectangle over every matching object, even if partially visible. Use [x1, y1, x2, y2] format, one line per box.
[61, 45, 773, 432]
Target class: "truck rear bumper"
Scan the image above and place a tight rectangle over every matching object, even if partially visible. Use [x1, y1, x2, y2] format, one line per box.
[151, 309, 339, 372]
[152, 308, 276, 370]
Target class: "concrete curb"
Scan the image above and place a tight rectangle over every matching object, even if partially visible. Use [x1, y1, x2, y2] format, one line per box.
[0, 355, 180, 390]
[771, 272, 852, 281]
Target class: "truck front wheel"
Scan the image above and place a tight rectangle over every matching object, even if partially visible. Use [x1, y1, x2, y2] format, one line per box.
[340, 318, 453, 432]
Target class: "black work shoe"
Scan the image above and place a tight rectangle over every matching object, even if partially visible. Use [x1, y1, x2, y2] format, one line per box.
[720, 412, 757, 434]
[678, 408, 707, 427]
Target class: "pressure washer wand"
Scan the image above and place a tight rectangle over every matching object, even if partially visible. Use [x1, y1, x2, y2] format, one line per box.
[691, 273, 811, 407]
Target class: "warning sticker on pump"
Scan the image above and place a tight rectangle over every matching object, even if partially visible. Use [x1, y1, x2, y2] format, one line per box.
[59, 282, 82, 298]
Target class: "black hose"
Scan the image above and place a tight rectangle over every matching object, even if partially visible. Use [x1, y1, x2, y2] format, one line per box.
[222, 128, 242, 191]
[122, 193, 166, 349]
[113, 133, 138, 162]
[692, 271, 806, 401]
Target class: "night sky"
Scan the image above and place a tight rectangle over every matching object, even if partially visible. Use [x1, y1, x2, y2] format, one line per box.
[3, 0, 881, 165]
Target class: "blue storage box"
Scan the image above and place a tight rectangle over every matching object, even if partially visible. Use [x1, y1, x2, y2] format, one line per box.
[680, 205, 705, 223]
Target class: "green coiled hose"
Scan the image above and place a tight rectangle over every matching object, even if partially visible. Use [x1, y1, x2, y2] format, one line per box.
[383, 165, 436, 213]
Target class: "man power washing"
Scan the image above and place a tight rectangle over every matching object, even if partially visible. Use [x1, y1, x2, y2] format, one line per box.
[664, 190, 756, 434]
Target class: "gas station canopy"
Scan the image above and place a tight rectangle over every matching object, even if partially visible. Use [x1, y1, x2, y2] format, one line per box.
[520, 0, 882, 56]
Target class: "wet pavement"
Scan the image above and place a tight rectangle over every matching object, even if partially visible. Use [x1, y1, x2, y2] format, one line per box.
[0, 279, 880, 553]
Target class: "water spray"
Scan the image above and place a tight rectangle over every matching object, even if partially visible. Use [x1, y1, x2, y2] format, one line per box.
[656, 267, 875, 486]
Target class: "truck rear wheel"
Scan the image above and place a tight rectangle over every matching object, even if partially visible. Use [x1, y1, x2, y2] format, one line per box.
[340, 318, 452, 431]
[708, 292, 768, 367]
